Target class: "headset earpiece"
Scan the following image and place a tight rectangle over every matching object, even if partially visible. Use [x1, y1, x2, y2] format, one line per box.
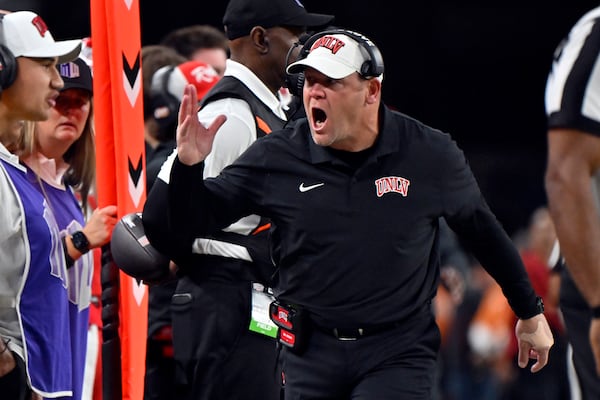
[360, 62, 371, 78]
[0, 14, 17, 93]
[284, 33, 311, 97]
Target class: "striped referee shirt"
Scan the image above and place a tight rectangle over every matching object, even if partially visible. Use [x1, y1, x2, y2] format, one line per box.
[545, 6, 600, 134]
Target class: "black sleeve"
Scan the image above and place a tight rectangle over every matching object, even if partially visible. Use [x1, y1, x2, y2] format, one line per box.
[143, 155, 255, 263]
[438, 137, 540, 319]
[142, 158, 206, 261]
[447, 200, 540, 319]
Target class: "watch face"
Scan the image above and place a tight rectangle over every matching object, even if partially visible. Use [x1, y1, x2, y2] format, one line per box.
[72, 231, 90, 253]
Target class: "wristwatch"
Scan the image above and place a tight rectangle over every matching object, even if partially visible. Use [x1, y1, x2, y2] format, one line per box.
[71, 231, 90, 254]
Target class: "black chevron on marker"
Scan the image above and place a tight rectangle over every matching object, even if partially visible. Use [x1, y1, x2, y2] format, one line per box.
[128, 155, 143, 186]
[122, 52, 140, 88]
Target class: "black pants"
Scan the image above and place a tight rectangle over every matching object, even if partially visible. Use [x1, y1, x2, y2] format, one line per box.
[171, 276, 280, 400]
[560, 268, 600, 400]
[281, 307, 440, 400]
[0, 352, 31, 400]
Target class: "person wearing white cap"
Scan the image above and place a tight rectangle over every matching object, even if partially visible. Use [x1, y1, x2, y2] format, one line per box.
[144, 28, 553, 399]
[0, 10, 82, 400]
[0, 10, 81, 142]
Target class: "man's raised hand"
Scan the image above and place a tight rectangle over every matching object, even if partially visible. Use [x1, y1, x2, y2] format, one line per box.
[176, 84, 227, 166]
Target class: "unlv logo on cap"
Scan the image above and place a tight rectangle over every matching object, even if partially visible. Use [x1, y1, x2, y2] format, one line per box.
[310, 35, 346, 55]
[31, 15, 49, 37]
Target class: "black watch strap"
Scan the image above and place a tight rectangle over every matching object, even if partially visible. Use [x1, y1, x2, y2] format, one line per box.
[71, 231, 90, 254]
[518, 295, 544, 320]
[535, 296, 544, 313]
[61, 236, 75, 269]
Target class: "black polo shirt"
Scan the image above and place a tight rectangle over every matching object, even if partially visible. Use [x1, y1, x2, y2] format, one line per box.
[147, 104, 538, 329]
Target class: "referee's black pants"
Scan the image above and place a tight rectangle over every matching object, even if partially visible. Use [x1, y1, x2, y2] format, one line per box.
[560, 268, 600, 400]
[170, 276, 280, 400]
[281, 306, 440, 400]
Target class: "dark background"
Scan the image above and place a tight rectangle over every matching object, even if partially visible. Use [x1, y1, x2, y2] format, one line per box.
[1, 0, 598, 236]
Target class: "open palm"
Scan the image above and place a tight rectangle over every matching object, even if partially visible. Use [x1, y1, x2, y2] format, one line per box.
[176, 84, 227, 166]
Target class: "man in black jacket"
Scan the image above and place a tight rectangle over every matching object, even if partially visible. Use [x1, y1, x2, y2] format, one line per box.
[145, 29, 552, 399]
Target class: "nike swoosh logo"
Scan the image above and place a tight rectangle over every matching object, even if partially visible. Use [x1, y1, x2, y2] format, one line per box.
[299, 182, 325, 192]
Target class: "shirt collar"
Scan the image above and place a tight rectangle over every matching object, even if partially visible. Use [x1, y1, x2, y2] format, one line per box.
[23, 152, 68, 189]
[0, 142, 25, 171]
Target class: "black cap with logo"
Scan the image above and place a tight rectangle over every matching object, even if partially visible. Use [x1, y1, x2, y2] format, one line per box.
[223, 0, 334, 40]
[57, 57, 93, 93]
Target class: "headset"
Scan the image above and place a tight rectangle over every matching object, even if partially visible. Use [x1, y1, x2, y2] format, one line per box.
[0, 13, 17, 92]
[149, 65, 180, 141]
[285, 28, 384, 97]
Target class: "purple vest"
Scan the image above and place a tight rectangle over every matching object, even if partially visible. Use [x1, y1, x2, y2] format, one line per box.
[2, 160, 73, 397]
[26, 168, 93, 400]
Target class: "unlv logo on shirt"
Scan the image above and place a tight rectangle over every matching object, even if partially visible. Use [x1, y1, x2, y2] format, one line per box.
[375, 176, 410, 197]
